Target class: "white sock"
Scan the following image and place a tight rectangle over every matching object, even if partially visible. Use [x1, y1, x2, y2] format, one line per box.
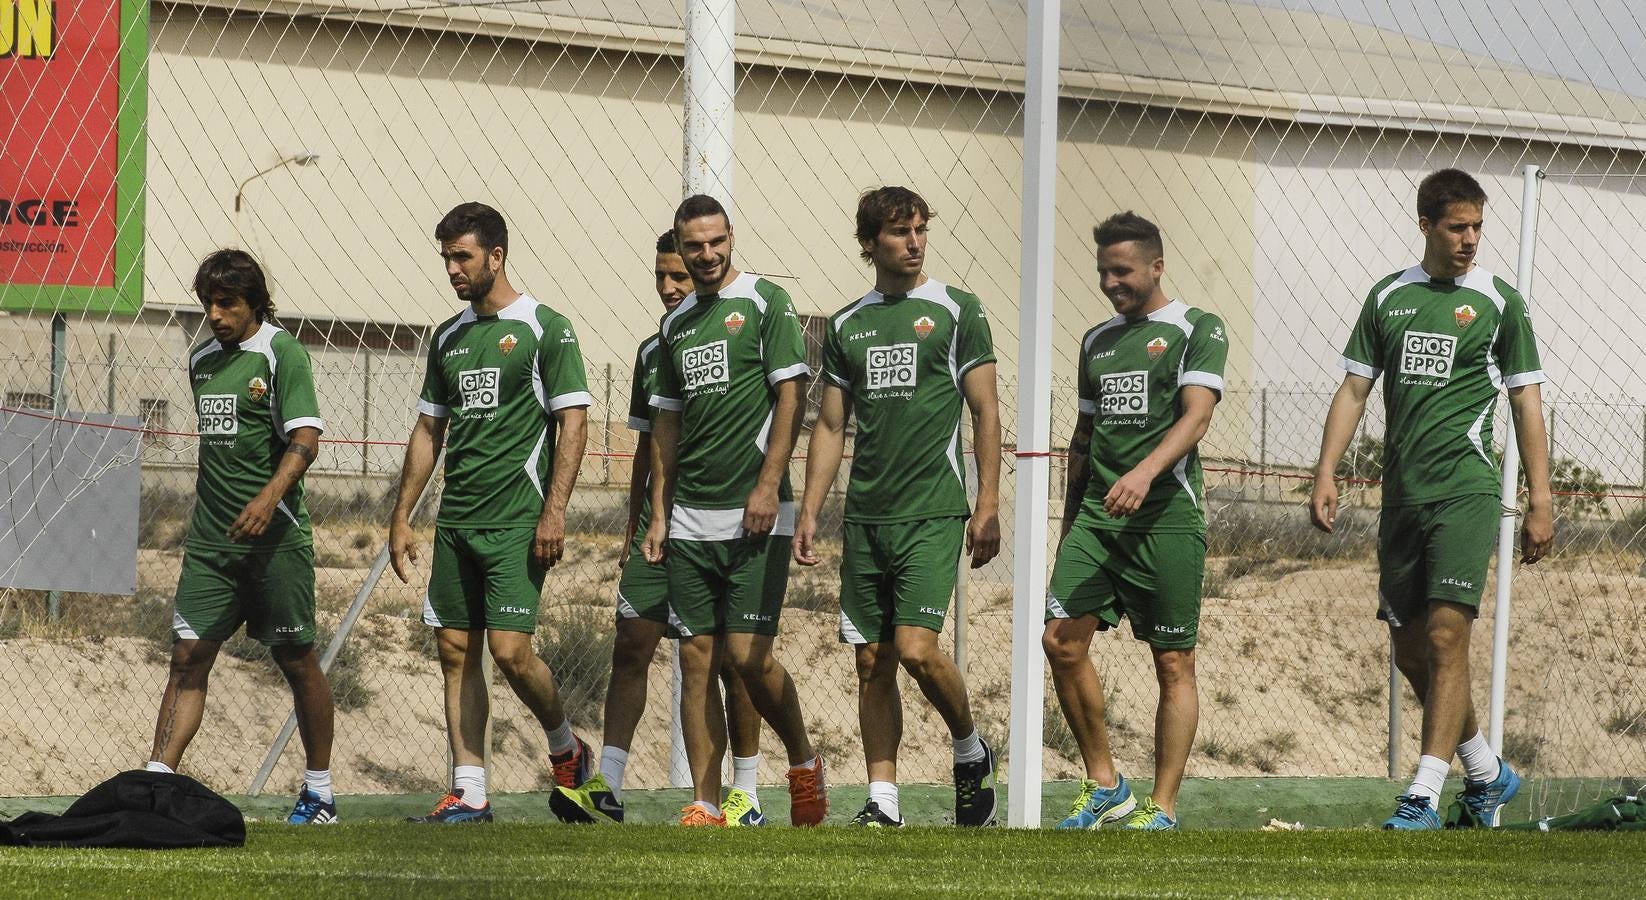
[869, 781, 900, 821]
[453, 765, 487, 808]
[1406, 754, 1450, 807]
[599, 746, 628, 798]
[144, 760, 174, 774]
[791, 755, 819, 771]
[732, 755, 761, 808]
[303, 768, 334, 803]
[546, 720, 578, 756]
[952, 730, 986, 765]
[691, 799, 722, 819]
[1457, 731, 1501, 784]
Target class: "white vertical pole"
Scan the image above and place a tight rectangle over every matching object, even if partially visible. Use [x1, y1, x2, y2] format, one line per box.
[1008, 0, 1060, 829]
[673, 0, 737, 789]
[1488, 164, 1542, 752]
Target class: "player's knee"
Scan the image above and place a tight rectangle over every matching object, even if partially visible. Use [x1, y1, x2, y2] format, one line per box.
[169, 640, 219, 678]
[488, 642, 538, 680]
[1425, 621, 1470, 662]
[611, 630, 657, 671]
[1041, 629, 1084, 669]
[896, 643, 943, 682]
[1152, 648, 1196, 687]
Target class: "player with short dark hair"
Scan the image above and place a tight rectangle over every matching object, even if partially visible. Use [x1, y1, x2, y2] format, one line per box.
[796, 186, 1002, 827]
[1311, 168, 1552, 829]
[1045, 211, 1227, 832]
[146, 248, 337, 825]
[642, 195, 828, 827]
[390, 202, 595, 823]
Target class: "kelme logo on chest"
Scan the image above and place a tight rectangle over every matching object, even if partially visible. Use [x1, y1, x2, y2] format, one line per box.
[683, 340, 729, 391]
[866, 344, 917, 391]
[1399, 331, 1456, 381]
[198, 394, 238, 436]
[459, 368, 501, 409]
[1099, 371, 1148, 416]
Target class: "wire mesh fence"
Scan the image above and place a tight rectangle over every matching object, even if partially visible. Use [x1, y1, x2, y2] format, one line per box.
[3, 1, 1645, 823]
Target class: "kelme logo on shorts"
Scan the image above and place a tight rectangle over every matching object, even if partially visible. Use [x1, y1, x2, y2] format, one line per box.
[724, 311, 746, 335]
[1146, 337, 1168, 360]
[198, 394, 238, 435]
[1399, 331, 1456, 381]
[1455, 304, 1477, 329]
[683, 340, 730, 391]
[500, 606, 533, 615]
[247, 377, 268, 403]
[913, 316, 935, 340]
[1098, 371, 1147, 416]
[499, 333, 518, 355]
[459, 367, 501, 409]
[866, 343, 917, 391]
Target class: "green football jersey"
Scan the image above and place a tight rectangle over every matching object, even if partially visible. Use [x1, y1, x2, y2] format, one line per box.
[626, 333, 663, 523]
[186, 322, 324, 551]
[1076, 300, 1227, 533]
[651, 273, 809, 539]
[1340, 265, 1545, 506]
[418, 294, 593, 528]
[821, 278, 996, 523]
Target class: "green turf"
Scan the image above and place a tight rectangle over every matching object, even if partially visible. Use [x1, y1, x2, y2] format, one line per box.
[2, 823, 1643, 898]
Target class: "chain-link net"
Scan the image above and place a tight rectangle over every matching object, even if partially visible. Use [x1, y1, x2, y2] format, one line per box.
[2, 1, 1644, 823]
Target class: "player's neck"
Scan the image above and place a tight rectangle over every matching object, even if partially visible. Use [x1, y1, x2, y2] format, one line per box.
[470, 278, 521, 316]
[1420, 256, 1473, 281]
[1129, 290, 1171, 320]
[696, 266, 741, 297]
[874, 270, 926, 297]
[221, 320, 261, 347]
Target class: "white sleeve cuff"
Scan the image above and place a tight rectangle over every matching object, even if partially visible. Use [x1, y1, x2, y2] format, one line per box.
[1078, 399, 1097, 416]
[1503, 370, 1547, 388]
[416, 400, 450, 418]
[767, 362, 811, 385]
[1179, 371, 1224, 395]
[548, 390, 594, 412]
[282, 416, 325, 436]
[957, 355, 995, 376]
[826, 372, 850, 389]
[649, 393, 684, 412]
[627, 415, 652, 433]
[1338, 357, 1380, 380]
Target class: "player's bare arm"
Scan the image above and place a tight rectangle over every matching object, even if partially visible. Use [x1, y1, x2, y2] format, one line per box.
[643, 408, 681, 564]
[795, 383, 851, 566]
[534, 405, 587, 568]
[227, 426, 320, 542]
[1508, 383, 1555, 563]
[1310, 373, 1374, 533]
[622, 431, 653, 569]
[962, 363, 1002, 567]
[1105, 384, 1218, 518]
[1061, 415, 1094, 542]
[390, 413, 446, 582]
[745, 376, 805, 537]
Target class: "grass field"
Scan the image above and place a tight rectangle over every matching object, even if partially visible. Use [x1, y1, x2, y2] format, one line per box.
[4, 779, 1643, 897]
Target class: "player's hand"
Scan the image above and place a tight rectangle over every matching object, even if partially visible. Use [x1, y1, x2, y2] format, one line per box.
[793, 512, 821, 566]
[967, 505, 1001, 568]
[389, 518, 419, 583]
[1310, 474, 1338, 533]
[1103, 467, 1153, 518]
[742, 483, 779, 537]
[227, 494, 278, 542]
[1521, 502, 1554, 564]
[642, 517, 668, 564]
[534, 511, 566, 568]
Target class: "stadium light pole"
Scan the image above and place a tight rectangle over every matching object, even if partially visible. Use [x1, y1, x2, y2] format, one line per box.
[673, 0, 737, 789]
[1007, 0, 1061, 829]
[1487, 163, 1543, 753]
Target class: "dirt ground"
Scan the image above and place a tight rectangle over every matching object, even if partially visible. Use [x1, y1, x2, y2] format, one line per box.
[2, 524, 1643, 798]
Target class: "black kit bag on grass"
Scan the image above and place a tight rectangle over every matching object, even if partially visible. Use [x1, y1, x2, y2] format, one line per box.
[0, 770, 245, 848]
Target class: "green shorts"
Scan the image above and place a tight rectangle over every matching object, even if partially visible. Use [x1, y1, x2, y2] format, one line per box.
[617, 527, 671, 627]
[424, 526, 544, 633]
[838, 517, 964, 644]
[173, 544, 316, 645]
[666, 535, 790, 637]
[1377, 493, 1499, 627]
[1045, 524, 1205, 649]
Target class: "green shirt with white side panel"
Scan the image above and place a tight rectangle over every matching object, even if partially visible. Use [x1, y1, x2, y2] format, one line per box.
[821, 278, 996, 524]
[626, 333, 663, 524]
[1076, 300, 1227, 534]
[650, 273, 810, 539]
[418, 294, 593, 529]
[186, 322, 324, 551]
[1340, 265, 1545, 507]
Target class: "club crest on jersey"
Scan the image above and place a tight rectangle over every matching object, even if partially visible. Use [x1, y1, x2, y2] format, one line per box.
[1454, 304, 1477, 329]
[1146, 337, 1168, 360]
[913, 316, 935, 341]
[246, 377, 268, 403]
[499, 334, 518, 355]
[724, 311, 746, 335]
